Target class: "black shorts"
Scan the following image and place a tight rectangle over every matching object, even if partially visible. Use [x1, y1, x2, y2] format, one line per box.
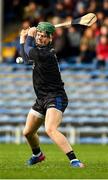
[32, 92, 68, 116]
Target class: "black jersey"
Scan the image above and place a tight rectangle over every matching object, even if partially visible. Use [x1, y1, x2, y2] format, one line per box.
[22, 36, 65, 98]
[29, 45, 65, 98]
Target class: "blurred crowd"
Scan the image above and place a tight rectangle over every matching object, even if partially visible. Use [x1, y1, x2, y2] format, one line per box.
[3, 0, 108, 69]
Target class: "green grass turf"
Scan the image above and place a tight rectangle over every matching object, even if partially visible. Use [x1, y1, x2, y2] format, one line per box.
[0, 144, 108, 179]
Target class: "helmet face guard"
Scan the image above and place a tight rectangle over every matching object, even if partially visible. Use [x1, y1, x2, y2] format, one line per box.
[36, 22, 55, 36]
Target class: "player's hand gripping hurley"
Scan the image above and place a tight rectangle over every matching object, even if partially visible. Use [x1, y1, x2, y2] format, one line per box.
[54, 13, 97, 28]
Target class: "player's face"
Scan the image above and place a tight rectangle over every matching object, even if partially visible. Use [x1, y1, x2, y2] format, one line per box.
[35, 31, 50, 46]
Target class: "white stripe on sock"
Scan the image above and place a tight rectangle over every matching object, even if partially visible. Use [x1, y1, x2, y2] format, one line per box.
[70, 159, 79, 163]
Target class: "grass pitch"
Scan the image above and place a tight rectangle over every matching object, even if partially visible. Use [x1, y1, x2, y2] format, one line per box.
[0, 144, 108, 179]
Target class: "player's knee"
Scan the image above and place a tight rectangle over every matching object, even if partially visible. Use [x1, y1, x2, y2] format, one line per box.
[45, 126, 55, 137]
[23, 128, 32, 138]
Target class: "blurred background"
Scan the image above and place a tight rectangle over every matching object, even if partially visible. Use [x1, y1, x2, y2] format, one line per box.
[1, 0, 108, 144]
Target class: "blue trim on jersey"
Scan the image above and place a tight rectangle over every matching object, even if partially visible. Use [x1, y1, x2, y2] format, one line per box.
[20, 43, 29, 64]
[25, 36, 34, 56]
[55, 97, 62, 110]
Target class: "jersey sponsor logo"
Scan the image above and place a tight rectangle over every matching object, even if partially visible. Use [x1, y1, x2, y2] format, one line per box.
[32, 63, 35, 69]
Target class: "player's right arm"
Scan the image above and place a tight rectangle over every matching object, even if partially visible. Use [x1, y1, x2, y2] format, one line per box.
[20, 29, 33, 64]
[24, 27, 39, 60]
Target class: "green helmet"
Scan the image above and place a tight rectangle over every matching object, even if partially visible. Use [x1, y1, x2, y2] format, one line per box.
[36, 22, 55, 36]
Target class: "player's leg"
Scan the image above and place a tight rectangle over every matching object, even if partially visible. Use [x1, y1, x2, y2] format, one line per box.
[23, 109, 45, 165]
[45, 108, 84, 168]
[23, 109, 43, 148]
[45, 108, 72, 153]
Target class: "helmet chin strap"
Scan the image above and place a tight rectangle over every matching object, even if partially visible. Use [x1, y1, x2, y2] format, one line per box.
[36, 42, 49, 47]
[49, 35, 53, 43]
